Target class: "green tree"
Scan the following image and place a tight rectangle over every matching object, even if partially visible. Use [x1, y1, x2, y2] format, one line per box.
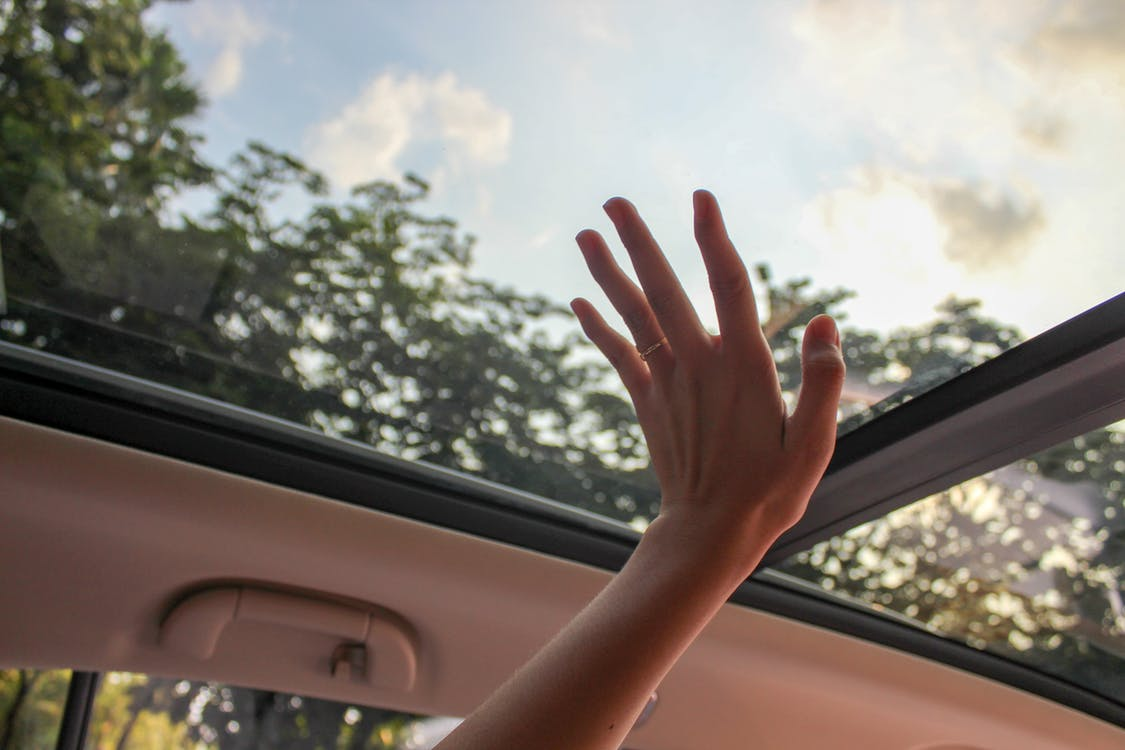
[86, 672, 420, 750]
[776, 422, 1125, 693]
[0, 669, 71, 750]
[0, 0, 212, 307]
[2, 0, 1122, 713]
[0, 1, 1035, 528]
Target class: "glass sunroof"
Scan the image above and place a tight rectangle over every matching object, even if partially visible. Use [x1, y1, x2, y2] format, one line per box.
[1, 1, 1122, 532]
[776, 421, 1125, 704]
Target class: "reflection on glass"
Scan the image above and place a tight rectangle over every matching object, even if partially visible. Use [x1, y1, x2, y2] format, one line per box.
[0, 669, 71, 749]
[85, 671, 457, 749]
[777, 421, 1125, 700]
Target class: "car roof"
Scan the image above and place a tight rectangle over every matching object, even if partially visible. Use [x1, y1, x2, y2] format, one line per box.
[3, 414, 1123, 749]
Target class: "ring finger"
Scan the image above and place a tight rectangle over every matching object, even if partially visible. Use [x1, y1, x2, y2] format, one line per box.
[575, 229, 674, 369]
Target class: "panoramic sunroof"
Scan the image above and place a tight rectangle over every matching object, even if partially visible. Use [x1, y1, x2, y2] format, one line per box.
[776, 420, 1125, 706]
[1, 0, 1124, 724]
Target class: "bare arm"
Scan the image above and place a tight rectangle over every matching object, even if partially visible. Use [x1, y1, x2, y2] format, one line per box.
[434, 190, 846, 750]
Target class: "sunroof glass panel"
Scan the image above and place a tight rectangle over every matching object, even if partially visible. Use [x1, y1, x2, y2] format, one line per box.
[774, 420, 1125, 703]
[1, 1, 1123, 528]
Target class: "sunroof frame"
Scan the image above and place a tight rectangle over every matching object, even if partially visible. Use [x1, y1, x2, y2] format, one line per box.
[1, 291, 1124, 725]
[765, 290, 1125, 564]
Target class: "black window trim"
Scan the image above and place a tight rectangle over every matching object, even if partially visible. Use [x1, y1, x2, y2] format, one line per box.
[55, 671, 97, 750]
[767, 293, 1125, 562]
[2, 291, 1124, 727]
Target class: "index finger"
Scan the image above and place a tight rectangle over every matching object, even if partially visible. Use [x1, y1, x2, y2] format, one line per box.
[603, 197, 709, 355]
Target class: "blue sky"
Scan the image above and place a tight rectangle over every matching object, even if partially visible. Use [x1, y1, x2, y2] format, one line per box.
[146, 0, 1125, 339]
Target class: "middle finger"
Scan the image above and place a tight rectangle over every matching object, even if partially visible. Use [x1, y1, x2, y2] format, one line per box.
[603, 197, 709, 354]
[576, 229, 673, 368]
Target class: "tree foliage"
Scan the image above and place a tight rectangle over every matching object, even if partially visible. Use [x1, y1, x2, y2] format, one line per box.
[1, 0, 211, 302]
[1, 0, 1122, 731]
[85, 672, 420, 750]
[777, 425, 1125, 693]
[0, 669, 69, 750]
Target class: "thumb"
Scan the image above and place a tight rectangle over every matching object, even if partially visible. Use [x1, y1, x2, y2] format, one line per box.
[786, 314, 846, 469]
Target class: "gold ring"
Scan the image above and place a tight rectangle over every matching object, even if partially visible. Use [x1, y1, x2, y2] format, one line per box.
[638, 337, 668, 362]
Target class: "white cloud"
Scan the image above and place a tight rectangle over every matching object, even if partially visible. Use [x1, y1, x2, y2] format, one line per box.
[927, 181, 1044, 270]
[788, 1, 1043, 165]
[785, 1, 1125, 335]
[183, 0, 272, 98]
[801, 168, 948, 315]
[204, 46, 245, 98]
[1017, 109, 1069, 153]
[305, 72, 512, 190]
[800, 168, 1046, 277]
[788, 0, 1125, 164]
[799, 167, 1052, 329]
[1020, 0, 1125, 83]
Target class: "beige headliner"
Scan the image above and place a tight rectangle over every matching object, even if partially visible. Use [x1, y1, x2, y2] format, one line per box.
[1, 416, 1121, 749]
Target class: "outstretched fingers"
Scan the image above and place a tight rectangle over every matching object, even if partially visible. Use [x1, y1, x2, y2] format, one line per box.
[570, 297, 651, 397]
[603, 198, 709, 355]
[575, 229, 672, 367]
[786, 315, 846, 469]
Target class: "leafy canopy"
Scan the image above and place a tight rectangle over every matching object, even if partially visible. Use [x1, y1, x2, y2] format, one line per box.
[1, 0, 1122, 717]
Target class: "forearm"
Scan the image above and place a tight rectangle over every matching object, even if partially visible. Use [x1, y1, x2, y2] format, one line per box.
[434, 516, 762, 750]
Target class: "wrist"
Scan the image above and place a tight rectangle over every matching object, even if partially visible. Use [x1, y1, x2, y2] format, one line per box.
[632, 509, 773, 596]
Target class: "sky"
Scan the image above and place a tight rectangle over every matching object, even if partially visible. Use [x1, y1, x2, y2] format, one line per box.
[145, 0, 1125, 339]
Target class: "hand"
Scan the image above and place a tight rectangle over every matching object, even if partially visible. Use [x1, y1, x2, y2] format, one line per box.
[571, 190, 845, 583]
[434, 191, 845, 750]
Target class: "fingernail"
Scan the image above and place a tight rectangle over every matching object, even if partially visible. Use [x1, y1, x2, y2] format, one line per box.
[693, 190, 711, 219]
[809, 315, 838, 348]
[603, 198, 623, 222]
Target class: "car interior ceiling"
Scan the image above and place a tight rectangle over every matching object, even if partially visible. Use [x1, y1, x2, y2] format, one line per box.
[2, 292, 1124, 748]
[3, 3, 1125, 746]
[3, 415, 1124, 750]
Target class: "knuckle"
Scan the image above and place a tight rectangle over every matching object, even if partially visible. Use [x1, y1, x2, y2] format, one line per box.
[622, 307, 654, 335]
[803, 351, 846, 382]
[709, 272, 750, 303]
[646, 288, 681, 318]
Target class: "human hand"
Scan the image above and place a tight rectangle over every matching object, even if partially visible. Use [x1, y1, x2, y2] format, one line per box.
[571, 191, 845, 584]
[431, 191, 845, 750]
